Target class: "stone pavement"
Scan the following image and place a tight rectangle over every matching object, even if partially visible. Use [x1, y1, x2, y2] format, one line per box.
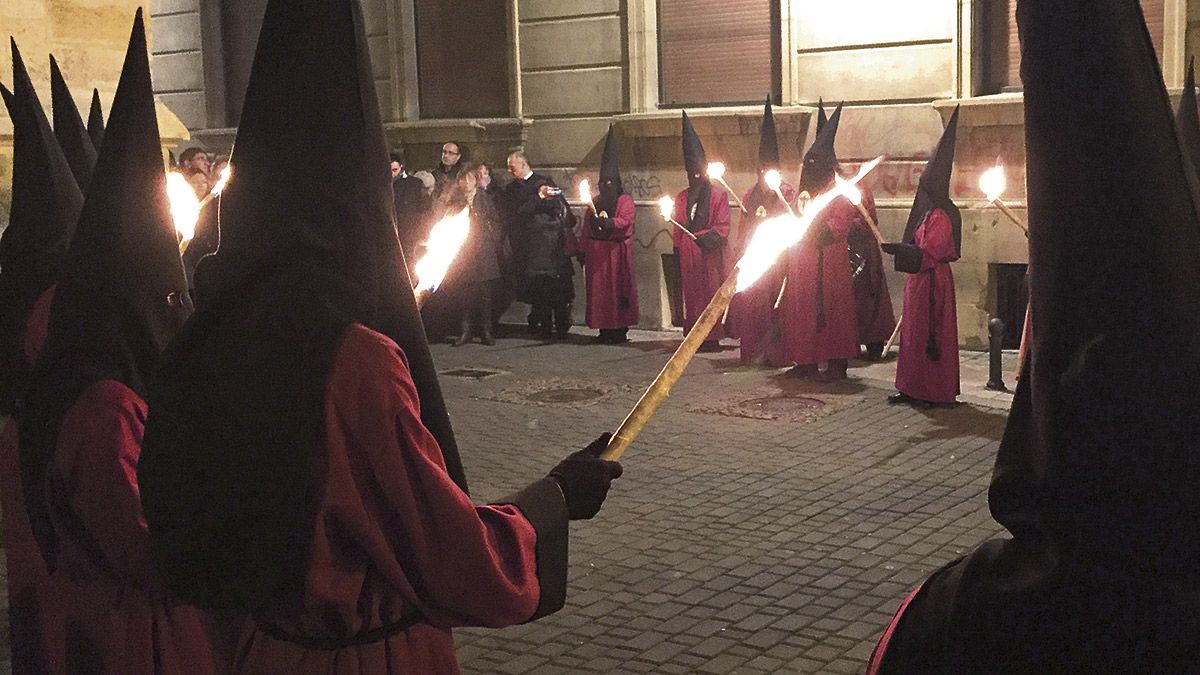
[0, 329, 1017, 675]
[441, 327, 1014, 674]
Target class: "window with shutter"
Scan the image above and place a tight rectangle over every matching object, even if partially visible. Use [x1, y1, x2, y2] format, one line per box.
[415, 0, 510, 119]
[980, 0, 1165, 94]
[658, 0, 781, 107]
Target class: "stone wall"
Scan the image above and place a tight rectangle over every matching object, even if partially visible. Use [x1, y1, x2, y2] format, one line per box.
[1, 0, 189, 232]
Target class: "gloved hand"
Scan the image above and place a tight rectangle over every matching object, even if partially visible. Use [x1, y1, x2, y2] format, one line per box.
[695, 231, 724, 252]
[548, 434, 624, 520]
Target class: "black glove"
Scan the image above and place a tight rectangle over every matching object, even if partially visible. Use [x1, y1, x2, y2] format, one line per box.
[880, 243, 901, 256]
[591, 216, 614, 240]
[695, 231, 724, 252]
[883, 242, 923, 274]
[813, 224, 835, 248]
[548, 434, 623, 520]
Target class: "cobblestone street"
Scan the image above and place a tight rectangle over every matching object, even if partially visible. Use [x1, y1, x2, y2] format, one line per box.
[441, 328, 1013, 674]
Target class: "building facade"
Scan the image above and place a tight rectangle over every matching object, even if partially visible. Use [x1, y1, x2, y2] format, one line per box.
[5, 1, 1199, 346]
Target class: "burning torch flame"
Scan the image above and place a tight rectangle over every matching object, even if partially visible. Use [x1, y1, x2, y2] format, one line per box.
[413, 208, 471, 295]
[166, 172, 200, 244]
[836, 175, 862, 206]
[706, 162, 726, 181]
[763, 169, 782, 192]
[578, 179, 591, 204]
[981, 164, 1007, 203]
[658, 195, 675, 220]
[210, 164, 232, 196]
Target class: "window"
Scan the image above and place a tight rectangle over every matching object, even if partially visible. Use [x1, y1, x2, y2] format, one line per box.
[415, 0, 510, 118]
[978, 0, 1164, 94]
[658, 0, 781, 107]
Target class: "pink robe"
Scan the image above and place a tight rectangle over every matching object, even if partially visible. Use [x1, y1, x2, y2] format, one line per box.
[0, 287, 63, 674]
[894, 208, 960, 403]
[779, 196, 860, 365]
[50, 380, 224, 675]
[850, 184, 897, 345]
[727, 184, 795, 364]
[672, 185, 732, 341]
[580, 194, 640, 329]
[235, 324, 565, 675]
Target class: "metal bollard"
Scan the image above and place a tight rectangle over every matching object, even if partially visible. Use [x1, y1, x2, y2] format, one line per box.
[986, 317, 1007, 391]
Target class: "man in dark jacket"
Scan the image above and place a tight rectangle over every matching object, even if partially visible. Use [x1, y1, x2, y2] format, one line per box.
[504, 150, 575, 339]
[390, 150, 428, 263]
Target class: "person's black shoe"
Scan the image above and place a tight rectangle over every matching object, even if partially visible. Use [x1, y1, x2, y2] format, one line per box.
[864, 342, 884, 361]
[888, 392, 918, 405]
[480, 333, 496, 346]
[788, 364, 818, 379]
[697, 341, 722, 353]
[453, 333, 471, 347]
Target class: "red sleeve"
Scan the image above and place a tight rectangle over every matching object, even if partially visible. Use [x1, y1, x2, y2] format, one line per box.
[53, 381, 155, 581]
[709, 186, 731, 238]
[919, 209, 958, 269]
[324, 326, 568, 629]
[612, 194, 637, 238]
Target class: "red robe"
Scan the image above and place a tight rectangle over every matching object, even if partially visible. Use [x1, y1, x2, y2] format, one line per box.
[672, 185, 732, 341]
[850, 184, 897, 345]
[779, 196, 860, 365]
[0, 287, 62, 674]
[894, 208, 960, 403]
[580, 194, 639, 329]
[235, 324, 566, 674]
[727, 184, 795, 364]
[49, 380, 224, 675]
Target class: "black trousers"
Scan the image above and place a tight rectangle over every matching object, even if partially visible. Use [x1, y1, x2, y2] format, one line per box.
[527, 274, 574, 337]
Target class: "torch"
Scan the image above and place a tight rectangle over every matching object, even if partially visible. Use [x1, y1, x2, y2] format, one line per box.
[578, 178, 596, 214]
[706, 162, 748, 213]
[603, 162, 882, 461]
[980, 164, 1028, 235]
[412, 207, 471, 309]
[835, 175, 885, 245]
[658, 196, 698, 240]
[166, 172, 201, 256]
[198, 164, 232, 211]
[763, 169, 795, 217]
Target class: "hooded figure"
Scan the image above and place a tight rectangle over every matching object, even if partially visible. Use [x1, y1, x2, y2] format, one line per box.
[49, 55, 98, 191]
[868, 1, 1200, 671]
[881, 108, 961, 405]
[0, 40, 82, 675]
[727, 96, 795, 364]
[672, 111, 731, 348]
[17, 12, 221, 674]
[1177, 57, 1200, 172]
[137, 1, 620, 672]
[87, 88, 105, 150]
[815, 98, 828, 134]
[779, 102, 861, 379]
[580, 124, 639, 343]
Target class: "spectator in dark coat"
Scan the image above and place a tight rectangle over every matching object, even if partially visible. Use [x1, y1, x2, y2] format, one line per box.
[444, 166, 504, 346]
[504, 151, 575, 340]
[391, 150, 429, 263]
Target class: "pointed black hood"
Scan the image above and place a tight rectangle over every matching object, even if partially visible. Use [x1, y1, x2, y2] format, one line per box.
[758, 96, 780, 170]
[902, 106, 961, 253]
[815, 98, 828, 134]
[597, 124, 623, 215]
[0, 82, 12, 111]
[799, 102, 842, 193]
[0, 40, 84, 416]
[139, 0, 468, 611]
[1177, 58, 1200, 173]
[681, 110, 707, 177]
[87, 88, 105, 149]
[49, 55, 98, 190]
[20, 10, 192, 565]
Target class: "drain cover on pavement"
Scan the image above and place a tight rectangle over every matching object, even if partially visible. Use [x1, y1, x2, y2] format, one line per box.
[441, 368, 507, 380]
[689, 392, 862, 423]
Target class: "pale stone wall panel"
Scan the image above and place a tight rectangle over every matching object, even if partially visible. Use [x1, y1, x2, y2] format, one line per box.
[151, 50, 204, 92]
[522, 67, 624, 116]
[518, 0, 619, 21]
[793, 0, 955, 50]
[520, 16, 623, 70]
[150, 12, 201, 53]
